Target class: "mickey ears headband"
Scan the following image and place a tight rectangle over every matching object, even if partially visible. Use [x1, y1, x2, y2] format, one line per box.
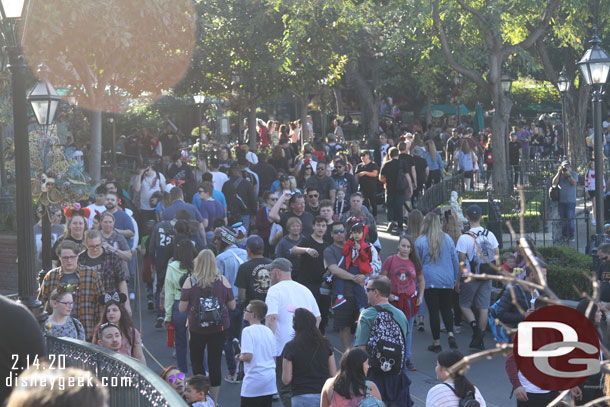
[98, 292, 127, 305]
[64, 206, 91, 219]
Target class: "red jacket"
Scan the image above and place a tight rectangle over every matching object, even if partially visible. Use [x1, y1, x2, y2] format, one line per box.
[342, 239, 373, 275]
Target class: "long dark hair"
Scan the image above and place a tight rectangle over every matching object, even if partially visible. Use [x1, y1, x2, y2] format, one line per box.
[293, 308, 330, 349]
[173, 238, 196, 273]
[398, 235, 423, 273]
[437, 350, 475, 399]
[333, 347, 368, 399]
[93, 300, 137, 347]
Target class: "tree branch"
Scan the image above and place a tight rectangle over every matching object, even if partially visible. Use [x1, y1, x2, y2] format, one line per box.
[454, 0, 498, 51]
[534, 37, 558, 85]
[501, 0, 561, 57]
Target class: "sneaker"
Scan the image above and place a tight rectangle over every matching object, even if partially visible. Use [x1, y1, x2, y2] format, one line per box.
[155, 316, 164, 328]
[147, 300, 154, 310]
[129, 292, 135, 301]
[417, 321, 424, 332]
[427, 344, 442, 353]
[406, 359, 416, 371]
[332, 297, 347, 309]
[469, 332, 485, 350]
[386, 222, 395, 233]
[224, 373, 241, 384]
[448, 336, 458, 350]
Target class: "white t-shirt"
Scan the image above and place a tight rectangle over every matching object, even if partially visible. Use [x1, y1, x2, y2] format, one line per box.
[139, 172, 166, 210]
[455, 226, 499, 273]
[426, 380, 486, 407]
[240, 324, 277, 398]
[86, 204, 106, 228]
[265, 280, 321, 356]
[210, 171, 229, 192]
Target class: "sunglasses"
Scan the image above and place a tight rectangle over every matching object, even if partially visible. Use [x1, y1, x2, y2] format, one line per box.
[365, 287, 377, 293]
[308, 194, 319, 198]
[168, 372, 186, 384]
[332, 229, 345, 234]
[244, 308, 253, 313]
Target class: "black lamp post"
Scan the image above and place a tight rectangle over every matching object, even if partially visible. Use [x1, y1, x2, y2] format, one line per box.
[578, 27, 610, 236]
[500, 72, 514, 187]
[454, 73, 463, 127]
[193, 93, 205, 162]
[557, 70, 570, 158]
[0, 0, 45, 320]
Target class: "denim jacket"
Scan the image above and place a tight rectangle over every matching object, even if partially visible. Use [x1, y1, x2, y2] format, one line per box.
[415, 233, 459, 289]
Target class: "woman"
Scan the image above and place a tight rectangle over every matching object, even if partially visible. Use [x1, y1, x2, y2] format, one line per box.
[269, 145, 289, 173]
[441, 207, 464, 333]
[52, 209, 89, 266]
[279, 123, 290, 140]
[453, 140, 477, 191]
[573, 299, 605, 405]
[282, 308, 337, 407]
[255, 191, 278, 257]
[275, 217, 304, 280]
[423, 139, 444, 188]
[267, 120, 279, 147]
[381, 235, 424, 371]
[289, 121, 299, 144]
[99, 212, 132, 262]
[320, 347, 383, 407]
[406, 209, 424, 239]
[164, 239, 197, 374]
[426, 350, 486, 406]
[90, 213, 101, 231]
[276, 174, 299, 195]
[297, 164, 314, 191]
[415, 213, 459, 353]
[585, 159, 605, 226]
[483, 138, 493, 187]
[160, 366, 187, 400]
[179, 249, 236, 403]
[348, 142, 361, 169]
[93, 292, 146, 364]
[43, 285, 86, 340]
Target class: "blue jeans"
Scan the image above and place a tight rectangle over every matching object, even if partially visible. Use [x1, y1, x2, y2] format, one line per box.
[172, 300, 189, 373]
[405, 316, 415, 361]
[334, 265, 367, 311]
[128, 253, 136, 293]
[558, 202, 576, 239]
[223, 302, 244, 374]
[241, 215, 250, 233]
[291, 394, 320, 407]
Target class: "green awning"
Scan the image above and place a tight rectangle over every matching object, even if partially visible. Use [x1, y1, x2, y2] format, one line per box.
[420, 104, 469, 116]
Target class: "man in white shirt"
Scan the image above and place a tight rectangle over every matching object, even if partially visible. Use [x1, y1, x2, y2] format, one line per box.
[86, 186, 107, 228]
[209, 157, 229, 192]
[265, 258, 320, 407]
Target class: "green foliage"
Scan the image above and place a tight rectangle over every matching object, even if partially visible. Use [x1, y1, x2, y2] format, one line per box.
[0, 211, 16, 233]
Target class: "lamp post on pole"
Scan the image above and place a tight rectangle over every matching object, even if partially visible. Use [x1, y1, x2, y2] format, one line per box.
[500, 72, 514, 187]
[557, 70, 570, 159]
[193, 93, 205, 163]
[578, 27, 610, 237]
[0, 0, 45, 320]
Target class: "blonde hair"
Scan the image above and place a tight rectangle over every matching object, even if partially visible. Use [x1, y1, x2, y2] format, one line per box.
[425, 139, 437, 158]
[286, 216, 303, 231]
[406, 209, 424, 239]
[441, 207, 462, 244]
[63, 214, 88, 239]
[421, 213, 444, 263]
[192, 249, 220, 288]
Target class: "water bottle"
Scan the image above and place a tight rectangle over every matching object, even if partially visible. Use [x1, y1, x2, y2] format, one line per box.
[166, 322, 175, 347]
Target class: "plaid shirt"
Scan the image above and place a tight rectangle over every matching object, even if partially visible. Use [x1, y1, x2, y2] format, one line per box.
[38, 265, 103, 340]
[78, 249, 127, 295]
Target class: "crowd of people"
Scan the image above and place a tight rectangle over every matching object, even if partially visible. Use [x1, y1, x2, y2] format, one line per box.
[6, 114, 606, 407]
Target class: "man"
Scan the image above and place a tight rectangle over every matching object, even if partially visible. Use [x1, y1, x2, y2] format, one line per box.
[456, 204, 500, 350]
[552, 160, 578, 240]
[305, 162, 336, 202]
[508, 132, 521, 186]
[293, 216, 330, 333]
[235, 235, 273, 305]
[374, 133, 390, 166]
[39, 240, 104, 340]
[197, 181, 226, 242]
[252, 153, 278, 195]
[166, 152, 197, 202]
[133, 161, 166, 228]
[304, 186, 321, 216]
[497, 263, 547, 327]
[208, 157, 229, 192]
[214, 226, 248, 383]
[86, 186, 107, 228]
[516, 122, 531, 160]
[445, 128, 460, 166]
[332, 159, 358, 201]
[105, 192, 135, 242]
[306, 115, 314, 142]
[397, 141, 417, 191]
[324, 221, 363, 350]
[269, 192, 314, 236]
[265, 258, 320, 407]
[354, 276, 412, 407]
[340, 192, 378, 244]
[379, 147, 409, 234]
[222, 163, 258, 231]
[355, 150, 380, 217]
[97, 322, 123, 353]
[192, 172, 227, 209]
[239, 157, 260, 197]
[79, 230, 131, 316]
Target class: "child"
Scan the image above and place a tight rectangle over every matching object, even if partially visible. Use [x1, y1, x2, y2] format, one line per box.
[185, 375, 214, 407]
[332, 222, 373, 312]
[333, 189, 349, 221]
[237, 300, 277, 407]
[501, 252, 515, 274]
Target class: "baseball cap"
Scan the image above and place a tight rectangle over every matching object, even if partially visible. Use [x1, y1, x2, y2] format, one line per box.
[246, 235, 264, 252]
[334, 159, 346, 166]
[219, 226, 237, 245]
[267, 258, 292, 273]
[466, 204, 482, 217]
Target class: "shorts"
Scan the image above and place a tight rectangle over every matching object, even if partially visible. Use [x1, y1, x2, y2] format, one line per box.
[459, 279, 492, 309]
[588, 190, 595, 199]
[463, 171, 473, 179]
[333, 296, 360, 330]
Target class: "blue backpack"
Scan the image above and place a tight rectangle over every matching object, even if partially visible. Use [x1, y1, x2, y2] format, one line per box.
[488, 296, 510, 344]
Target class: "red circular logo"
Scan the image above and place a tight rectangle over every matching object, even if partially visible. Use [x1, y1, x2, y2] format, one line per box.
[513, 305, 600, 390]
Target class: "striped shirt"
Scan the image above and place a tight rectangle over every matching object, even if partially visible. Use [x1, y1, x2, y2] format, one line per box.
[38, 266, 104, 341]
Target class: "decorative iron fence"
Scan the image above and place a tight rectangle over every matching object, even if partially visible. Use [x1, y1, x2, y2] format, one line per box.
[415, 173, 464, 213]
[46, 336, 188, 407]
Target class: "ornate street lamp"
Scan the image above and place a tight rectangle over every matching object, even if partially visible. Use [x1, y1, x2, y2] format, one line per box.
[557, 70, 570, 158]
[578, 27, 610, 236]
[500, 72, 514, 187]
[500, 72, 514, 94]
[0, 0, 46, 320]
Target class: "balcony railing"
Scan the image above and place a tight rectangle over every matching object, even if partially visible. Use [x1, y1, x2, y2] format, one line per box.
[46, 335, 188, 407]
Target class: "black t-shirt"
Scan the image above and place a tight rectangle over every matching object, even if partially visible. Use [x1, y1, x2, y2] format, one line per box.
[355, 161, 379, 194]
[253, 162, 278, 195]
[78, 251, 105, 273]
[413, 156, 428, 189]
[52, 235, 86, 262]
[234, 257, 272, 304]
[280, 210, 314, 236]
[305, 204, 320, 217]
[398, 152, 415, 183]
[298, 235, 328, 287]
[598, 261, 610, 302]
[281, 339, 333, 397]
[509, 141, 521, 165]
[380, 159, 402, 194]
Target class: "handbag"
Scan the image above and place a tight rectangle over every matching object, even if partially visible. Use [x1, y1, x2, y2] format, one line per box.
[357, 382, 386, 407]
[548, 184, 561, 202]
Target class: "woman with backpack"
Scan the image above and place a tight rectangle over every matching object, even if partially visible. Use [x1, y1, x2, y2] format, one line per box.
[179, 249, 235, 403]
[320, 347, 383, 407]
[426, 350, 486, 406]
[164, 239, 198, 374]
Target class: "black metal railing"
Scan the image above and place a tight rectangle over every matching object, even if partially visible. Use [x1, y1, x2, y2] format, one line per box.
[46, 336, 188, 407]
[416, 173, 464, 213]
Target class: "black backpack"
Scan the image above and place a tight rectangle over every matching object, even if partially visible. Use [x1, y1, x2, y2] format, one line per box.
[193, 278, 223, 328]
[366, 306, 406, 375]
[442, 383, 480, 407]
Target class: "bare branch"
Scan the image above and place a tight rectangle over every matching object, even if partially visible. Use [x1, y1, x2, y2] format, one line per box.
[446, 345, 513, 377]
